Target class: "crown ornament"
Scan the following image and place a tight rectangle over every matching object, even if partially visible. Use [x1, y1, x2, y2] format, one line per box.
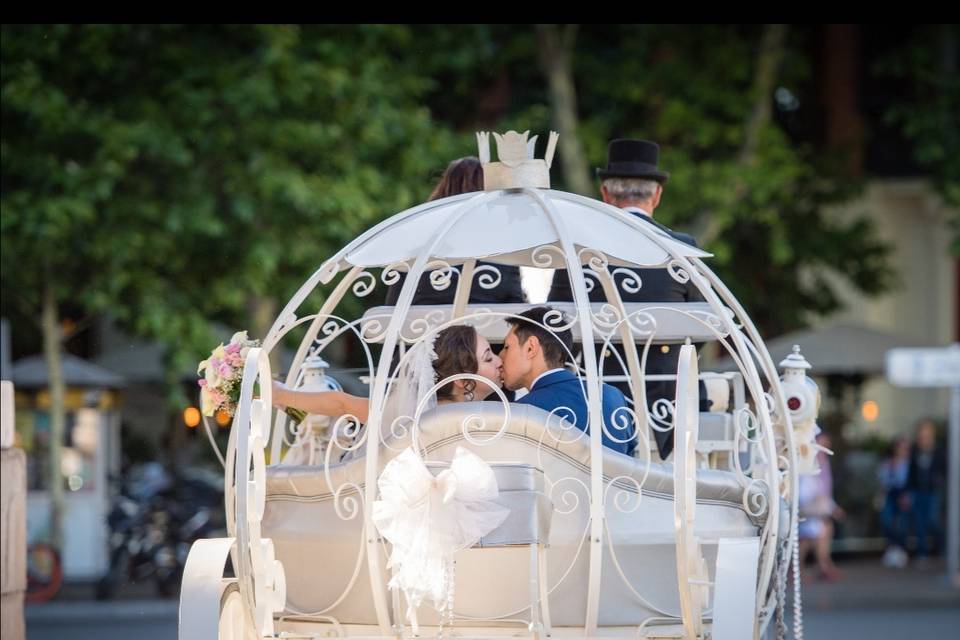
[476, 130, 559, 190]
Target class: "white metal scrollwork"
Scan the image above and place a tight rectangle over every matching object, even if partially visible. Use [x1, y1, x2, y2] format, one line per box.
[674, 344, 710, 640]
[227, 348, 287, 638]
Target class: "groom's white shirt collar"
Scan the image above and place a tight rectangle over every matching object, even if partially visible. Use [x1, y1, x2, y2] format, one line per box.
[623, 205, 652, 218]
[530, 367, 566, 391]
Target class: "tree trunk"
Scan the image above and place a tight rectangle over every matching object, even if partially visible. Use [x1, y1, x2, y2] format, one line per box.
[537, 24, 593, 196]
[739, 24, 788, 165]
[698, 24, 788, 247]
[248, 294, 279, 371]
[40, 281, 65, 552]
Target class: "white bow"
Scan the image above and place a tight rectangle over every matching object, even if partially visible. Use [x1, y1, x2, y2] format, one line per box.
[373, 446, 510, 631]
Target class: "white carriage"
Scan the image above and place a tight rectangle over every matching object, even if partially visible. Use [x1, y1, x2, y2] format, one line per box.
[180, 131, 820, 640]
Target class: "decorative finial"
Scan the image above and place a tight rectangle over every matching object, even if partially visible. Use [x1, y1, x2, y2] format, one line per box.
[477, 130, 559, 190]
[492, 131, 536, 167]
[779, 344, 812, 371]
[476, 132, 491, 164]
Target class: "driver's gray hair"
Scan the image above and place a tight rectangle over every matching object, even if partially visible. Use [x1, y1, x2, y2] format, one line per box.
[602, 177, 660, 203]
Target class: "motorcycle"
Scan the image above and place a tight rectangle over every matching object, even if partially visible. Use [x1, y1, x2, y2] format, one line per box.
[96, 463, 224, 599]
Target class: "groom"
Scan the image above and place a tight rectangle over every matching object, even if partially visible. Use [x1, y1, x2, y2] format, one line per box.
[499, 306, 637, 456]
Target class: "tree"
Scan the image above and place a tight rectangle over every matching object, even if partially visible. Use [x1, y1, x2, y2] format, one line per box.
[567, 24, 895, 335]
[2, 25, 461, 546]
[3, 24, 142, 549]
[537, 25, 592, 195]
[877, 24, 960, 255]
[391, 25, 897, 335]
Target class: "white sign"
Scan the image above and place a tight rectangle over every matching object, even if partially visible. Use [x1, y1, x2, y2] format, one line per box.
[1, 380, 13, 449]
[886, 345, 960, 388]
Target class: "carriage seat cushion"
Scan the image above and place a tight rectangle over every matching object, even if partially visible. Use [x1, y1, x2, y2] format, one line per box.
[267, 459, 551, 547]
[424, 461, 551, 547]
[266, 402, 769, 527]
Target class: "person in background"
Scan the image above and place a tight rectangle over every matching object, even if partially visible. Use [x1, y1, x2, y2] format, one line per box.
[798, 432, 844, 581]
[905, 419, 946, 565]
[877, 436, 911, 568]
[384, 157, 525, 306]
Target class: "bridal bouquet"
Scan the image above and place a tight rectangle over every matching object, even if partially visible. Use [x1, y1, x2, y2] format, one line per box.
[197, 331, 305, 425]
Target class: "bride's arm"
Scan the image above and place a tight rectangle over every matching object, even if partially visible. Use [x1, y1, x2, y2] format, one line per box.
[272, 381, 370, 423]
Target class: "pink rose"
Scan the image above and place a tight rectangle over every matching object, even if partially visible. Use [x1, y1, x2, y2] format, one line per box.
[198, 379, 208, 387]
[225, 342, 241, 354]
[218, 363, 232, 378]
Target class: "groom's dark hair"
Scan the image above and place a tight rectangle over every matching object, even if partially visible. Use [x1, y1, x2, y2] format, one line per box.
[506, 307, 573, 369]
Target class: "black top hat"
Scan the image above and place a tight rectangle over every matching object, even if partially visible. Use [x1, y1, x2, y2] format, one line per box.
[596, 139, 669, 184]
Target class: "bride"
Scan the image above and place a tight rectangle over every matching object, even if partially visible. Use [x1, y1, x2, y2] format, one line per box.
[272, 325, 504, 423]
[273, 325, 512, 629]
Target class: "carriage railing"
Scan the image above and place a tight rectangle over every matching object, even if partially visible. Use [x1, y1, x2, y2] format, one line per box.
[212, 306, 788, 637]
[181, 173, 812, 639]
[220, 348, 288, 638]
[242, 188, 797, 637]
[258, 307, 781, 632]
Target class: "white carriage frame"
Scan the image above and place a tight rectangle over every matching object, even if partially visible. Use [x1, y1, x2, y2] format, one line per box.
[187, 187, 804, 640]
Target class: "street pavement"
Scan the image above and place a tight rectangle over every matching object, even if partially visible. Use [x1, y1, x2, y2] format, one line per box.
[25, 558, 960, 639]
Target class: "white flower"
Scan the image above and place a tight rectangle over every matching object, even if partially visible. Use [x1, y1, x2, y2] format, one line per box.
[205, 359, 221, 388]
[230, 330, 249, 345]
[200, 387, 216, 416]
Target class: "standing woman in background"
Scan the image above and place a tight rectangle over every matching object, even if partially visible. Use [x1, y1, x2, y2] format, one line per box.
[384, 157, 526, 305]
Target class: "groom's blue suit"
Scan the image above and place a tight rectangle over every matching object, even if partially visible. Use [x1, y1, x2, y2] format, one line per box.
[516, 369, 637, 456]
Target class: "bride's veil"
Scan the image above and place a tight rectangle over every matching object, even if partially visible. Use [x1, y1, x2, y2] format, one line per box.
[377, 331, 440, 448]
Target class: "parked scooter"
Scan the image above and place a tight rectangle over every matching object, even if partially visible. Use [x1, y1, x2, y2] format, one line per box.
[96, 463, 224, 599]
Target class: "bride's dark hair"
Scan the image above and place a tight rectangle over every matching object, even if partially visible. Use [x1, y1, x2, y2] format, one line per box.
[433, 325, 479, 401]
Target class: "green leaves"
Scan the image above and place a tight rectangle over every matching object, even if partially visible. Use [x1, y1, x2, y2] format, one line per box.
[875, 25, 959, 253]
[5, 24, 941, 393]
[563, 25, 899, 334]
[2, 25, 459, 409]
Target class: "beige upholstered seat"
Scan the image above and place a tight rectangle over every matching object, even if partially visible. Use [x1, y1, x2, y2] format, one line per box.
[263, 402, 767, 627]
